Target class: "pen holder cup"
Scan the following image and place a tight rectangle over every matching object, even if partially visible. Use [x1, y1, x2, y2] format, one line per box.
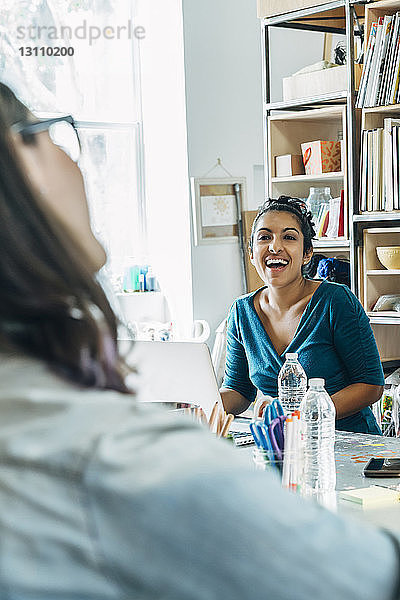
[252, 447, 303, 493]
[252, 447, 283, 474]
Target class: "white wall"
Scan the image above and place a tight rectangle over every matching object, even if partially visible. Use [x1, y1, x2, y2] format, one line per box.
[183, 4, 325, 345]
[138, 0, 194, 339]
[269, 28, 324, 103]
[182, 0, 264, 345]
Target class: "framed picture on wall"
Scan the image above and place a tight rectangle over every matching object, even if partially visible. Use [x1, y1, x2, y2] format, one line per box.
[191, 177, 247, 245]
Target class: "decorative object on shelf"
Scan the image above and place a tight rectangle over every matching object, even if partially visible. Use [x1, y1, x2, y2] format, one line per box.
[372, 295, 400, 313]
[283, 62, 362, 103]
[275, 154, 305, 177]
[333, 41, 346, 66]
[307, 186, 331, 227]
[301, 140, 341, 175]
[122, 261, 159, 293]
[376, 246, 400, 270]
[190, 173, 246, 246]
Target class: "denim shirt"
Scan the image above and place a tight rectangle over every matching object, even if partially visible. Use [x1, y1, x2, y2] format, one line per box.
[0, 354, 398, 599]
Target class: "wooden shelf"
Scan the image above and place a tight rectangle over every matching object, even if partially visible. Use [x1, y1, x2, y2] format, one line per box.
[271, 172, 343, 184]
[313, 238, 350, 249]
[361, 226, 400, 234]
[366, 269, 400, 275]
[264, 92, 347, 112]
[362, 103, 400, 114]
[262, 2, 346, 26]
[363, 227, 400, 361]
[368, 312, 400, 322]
[268, 105, 345, 122]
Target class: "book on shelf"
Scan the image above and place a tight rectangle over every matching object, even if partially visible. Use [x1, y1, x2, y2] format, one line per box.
[357, 21, 378, 108]
[384, 119, 394, 211]
[373, 15, 393, 107]
[372, 128, 383, 211]
[384, 118, 400, 210]
[394, 125, 399, 210]
[364, 17, 384, 107]
[367, 129, 374, 211]
[383, 13, 400, 104]
[360, 120, 400, 212]
[357, 13, 400, 108]
[390, 33, 400, 103]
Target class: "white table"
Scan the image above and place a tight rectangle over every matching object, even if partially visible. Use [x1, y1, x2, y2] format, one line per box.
[236, 423, 400, 530]
[335, 431, 400, 531]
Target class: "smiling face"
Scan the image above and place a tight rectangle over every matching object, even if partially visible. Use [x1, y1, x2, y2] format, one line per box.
[250, 210, 312, 288]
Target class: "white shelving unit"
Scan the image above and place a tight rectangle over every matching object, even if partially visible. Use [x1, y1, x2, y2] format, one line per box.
[259, 0, 400, 364]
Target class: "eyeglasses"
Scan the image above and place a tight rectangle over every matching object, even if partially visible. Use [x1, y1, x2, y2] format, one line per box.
[11, 115, 81, 163]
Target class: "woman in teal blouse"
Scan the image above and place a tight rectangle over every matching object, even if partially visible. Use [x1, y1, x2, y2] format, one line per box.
[221, 196, 383, 434]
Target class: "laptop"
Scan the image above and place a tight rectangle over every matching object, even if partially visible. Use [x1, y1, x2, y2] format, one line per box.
[125, 341, 222, 419]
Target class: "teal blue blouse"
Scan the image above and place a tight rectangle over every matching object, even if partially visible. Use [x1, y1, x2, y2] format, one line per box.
[223, 280, 383, 434]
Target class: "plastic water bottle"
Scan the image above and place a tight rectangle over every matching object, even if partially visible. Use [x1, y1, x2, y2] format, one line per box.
[300, 378, 336, 501]
[278, 353, 307, 414]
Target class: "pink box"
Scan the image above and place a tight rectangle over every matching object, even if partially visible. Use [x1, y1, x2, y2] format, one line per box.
[301, 140, 341, 175]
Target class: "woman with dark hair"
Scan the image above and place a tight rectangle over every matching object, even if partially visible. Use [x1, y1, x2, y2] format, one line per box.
[0, 85, 399, 600]
[0, 83, 131, 392]
[221, 196, 383, 434]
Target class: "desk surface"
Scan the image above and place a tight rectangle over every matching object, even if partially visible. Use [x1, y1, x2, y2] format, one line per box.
[334, 431, 400, 530]
[237, 424, 400, 530]
[335, 431, 400, 490]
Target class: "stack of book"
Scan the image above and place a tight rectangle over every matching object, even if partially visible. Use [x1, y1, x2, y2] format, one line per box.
[360, 118, 400, 211]
[357, 14, 400, 108]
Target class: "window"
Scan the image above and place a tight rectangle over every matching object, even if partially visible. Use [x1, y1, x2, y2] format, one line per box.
[0, 0, 146, 287]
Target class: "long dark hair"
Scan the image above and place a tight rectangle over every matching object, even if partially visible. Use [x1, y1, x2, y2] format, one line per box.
[0, 84, 132, 393]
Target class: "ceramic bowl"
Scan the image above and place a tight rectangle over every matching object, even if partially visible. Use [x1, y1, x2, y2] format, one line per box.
[376, 246, 400, 270]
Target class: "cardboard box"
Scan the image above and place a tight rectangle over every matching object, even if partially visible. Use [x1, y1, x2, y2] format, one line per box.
[275, 154, 305, 177]
[257, 0, 333, 18]
[301, 140, 341, 175]
[283, 64, 363, 102]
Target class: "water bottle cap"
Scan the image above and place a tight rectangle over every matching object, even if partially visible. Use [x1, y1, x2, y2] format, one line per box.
[285, 353, 298, 360]
[309, 378, 325, 388]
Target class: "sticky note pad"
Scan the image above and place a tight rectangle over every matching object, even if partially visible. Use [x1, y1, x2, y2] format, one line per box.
[340, 486, 400, 508]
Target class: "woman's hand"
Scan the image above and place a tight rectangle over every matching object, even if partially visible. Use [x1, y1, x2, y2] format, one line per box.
[220, 388, 251, 416]
[331, 383, 384, 419]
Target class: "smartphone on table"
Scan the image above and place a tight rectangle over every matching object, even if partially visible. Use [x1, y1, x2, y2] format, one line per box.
[364, 458, 400, 478]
